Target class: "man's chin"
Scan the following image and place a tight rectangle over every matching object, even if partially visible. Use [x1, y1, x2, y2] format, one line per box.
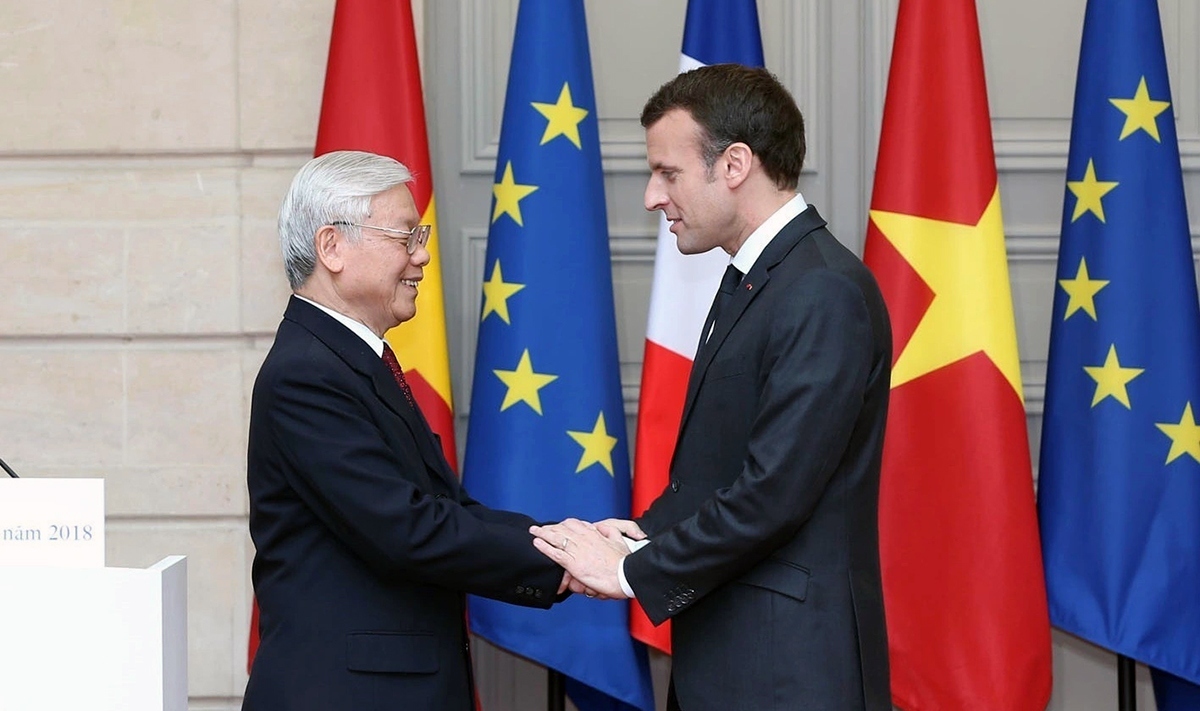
[392, 304, 418, 326]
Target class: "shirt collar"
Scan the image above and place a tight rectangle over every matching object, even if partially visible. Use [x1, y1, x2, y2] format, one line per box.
[730, 192, 808, 275]
[294, 295, 386, 357]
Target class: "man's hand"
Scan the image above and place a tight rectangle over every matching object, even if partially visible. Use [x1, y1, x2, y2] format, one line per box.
[530, 518, 630, 599]
[594, 518, 646, 541]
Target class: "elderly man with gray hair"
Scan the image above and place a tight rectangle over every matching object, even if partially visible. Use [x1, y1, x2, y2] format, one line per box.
[243, 151, 566, 711]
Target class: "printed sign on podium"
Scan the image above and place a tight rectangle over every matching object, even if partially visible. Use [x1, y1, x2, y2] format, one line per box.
[0, 478, 105, 566]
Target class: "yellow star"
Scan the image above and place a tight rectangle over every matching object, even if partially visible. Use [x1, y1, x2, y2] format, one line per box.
[493, 349, 558, 414]
[531, 83, 589, 149]
[480, 260, 525, 324]
[1083, 344, 1144, 408]
[1110, 77, 1170, 142]
[567, 412, 618, 476]
[1067, 159, 1119, 223]
[1059, 257, 1109, 321]
[491, 162, 538, 226]
[1156, 402, 1200, 464]
[868, 188, 1023, 396]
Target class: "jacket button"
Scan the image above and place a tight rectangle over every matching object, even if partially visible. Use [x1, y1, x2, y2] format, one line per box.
[670, 480, 680, 492]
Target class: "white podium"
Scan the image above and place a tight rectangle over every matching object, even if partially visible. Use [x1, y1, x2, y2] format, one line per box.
[0, 556, 188, 711]
[0, 479, 187, 711]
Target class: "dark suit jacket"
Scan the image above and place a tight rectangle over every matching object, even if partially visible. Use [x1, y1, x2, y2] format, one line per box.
[625, 207, 892, 711]
[242, 297, 563, 711]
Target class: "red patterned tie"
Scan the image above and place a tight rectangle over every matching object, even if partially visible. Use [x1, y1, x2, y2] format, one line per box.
[381, 343, 416, 408]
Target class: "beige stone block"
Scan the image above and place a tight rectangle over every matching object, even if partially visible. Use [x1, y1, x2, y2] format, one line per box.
[126, 349, 244, 467]
[14, 464, 245, 517]
[238, 0, 334, 150]
[240, 167, 299, 332]
[0, 1, 239, 153]
[240, 166, 300, 219]
[238, 347, 270, 516]
[241, 214, 291, 333]
[0, 226, 125, 334]
[107, 522, 248, 697]
[0, 349, 123, 467]
[0, 166, 239, 223]
[110, 466, 246, 517]
[127, 221, 240, 334]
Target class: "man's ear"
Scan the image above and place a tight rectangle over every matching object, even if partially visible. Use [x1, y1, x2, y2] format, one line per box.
[722, 142, 754, 189]
[314, 224, 345, 274]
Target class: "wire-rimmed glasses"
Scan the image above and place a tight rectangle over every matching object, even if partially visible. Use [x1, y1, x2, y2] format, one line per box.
[332, 221, 431, 254]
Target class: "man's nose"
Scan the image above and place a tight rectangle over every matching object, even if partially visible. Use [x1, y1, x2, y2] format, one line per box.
[644, 179, 667, 212]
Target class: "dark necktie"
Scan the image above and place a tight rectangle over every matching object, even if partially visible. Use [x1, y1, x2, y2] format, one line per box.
[381, 343, 417, 409]
[701, 264, 743, 345]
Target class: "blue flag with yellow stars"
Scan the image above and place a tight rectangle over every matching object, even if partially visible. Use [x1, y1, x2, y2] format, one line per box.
[461, 1, 654, 709]
[1037, 0, 1200, 705]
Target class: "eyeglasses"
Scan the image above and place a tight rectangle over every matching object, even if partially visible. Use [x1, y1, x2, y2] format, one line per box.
[332, 221, 431, 255]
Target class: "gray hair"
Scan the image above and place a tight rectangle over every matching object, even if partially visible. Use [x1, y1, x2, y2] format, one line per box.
[278, 150, 414, 289]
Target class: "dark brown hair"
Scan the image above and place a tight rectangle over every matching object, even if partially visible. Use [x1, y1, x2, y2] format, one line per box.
[641, 64, 805, 191]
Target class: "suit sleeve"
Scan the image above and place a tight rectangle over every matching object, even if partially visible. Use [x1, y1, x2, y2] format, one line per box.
[262, 355, 562, 607]
[626, 271, 874, 623]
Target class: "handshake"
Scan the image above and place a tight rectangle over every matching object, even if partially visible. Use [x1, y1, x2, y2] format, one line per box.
[529, 518, 647, 600]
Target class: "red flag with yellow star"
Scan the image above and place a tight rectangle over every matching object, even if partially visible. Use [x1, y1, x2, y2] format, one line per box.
[862, 0, 1053, 708]
[249, 0, 458, 670]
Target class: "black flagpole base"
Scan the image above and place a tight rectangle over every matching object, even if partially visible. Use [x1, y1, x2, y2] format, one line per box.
[1118, 654, 1137, 711]
[548, 668, 566, 711]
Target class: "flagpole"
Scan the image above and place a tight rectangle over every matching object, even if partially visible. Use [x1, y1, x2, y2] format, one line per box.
[1118, 655, 1136, 711]
[548, 669, 565, 711]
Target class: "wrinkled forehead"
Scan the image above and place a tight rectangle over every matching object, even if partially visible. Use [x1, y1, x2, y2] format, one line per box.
[366, 183, 420, 224]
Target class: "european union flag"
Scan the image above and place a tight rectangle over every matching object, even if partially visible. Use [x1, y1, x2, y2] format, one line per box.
[1037, 0, 1200, 704]
[461, 1, 654, 710]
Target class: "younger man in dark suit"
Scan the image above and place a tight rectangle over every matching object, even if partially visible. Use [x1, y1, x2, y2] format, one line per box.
[243, 151, 565, 711]
[531, 64, 893, 711]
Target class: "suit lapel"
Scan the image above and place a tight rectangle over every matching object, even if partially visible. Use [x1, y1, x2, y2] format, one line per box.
[675, 207, 829, 441]
[284, 297, 459, 489]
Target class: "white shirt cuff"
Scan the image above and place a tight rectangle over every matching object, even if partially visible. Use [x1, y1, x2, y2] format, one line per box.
[617, 536, 650, 599]
[618, 557, 636, 599]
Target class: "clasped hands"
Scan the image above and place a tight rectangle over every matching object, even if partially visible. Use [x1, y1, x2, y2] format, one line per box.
[531, 518, 644, 600]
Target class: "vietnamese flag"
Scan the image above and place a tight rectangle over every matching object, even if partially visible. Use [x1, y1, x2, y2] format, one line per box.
[862, 0, 1053, 709]
[249, 0, 458, 670]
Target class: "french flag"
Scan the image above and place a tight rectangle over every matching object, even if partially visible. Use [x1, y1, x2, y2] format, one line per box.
[630, 0, 765, 654]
